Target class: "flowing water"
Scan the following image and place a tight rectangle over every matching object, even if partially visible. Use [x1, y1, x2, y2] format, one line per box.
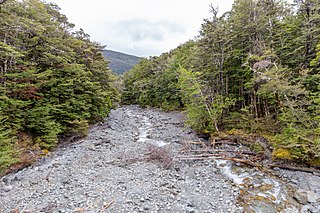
[2, 106, 316, 212]
[132, 108, 303, 212]
[215, 160, 300, 212]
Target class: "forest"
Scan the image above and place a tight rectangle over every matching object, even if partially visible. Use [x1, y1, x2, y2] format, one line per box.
[122, 0, 320, 166]
[1, 0, 320, 176]
[0, 0, 118, 174]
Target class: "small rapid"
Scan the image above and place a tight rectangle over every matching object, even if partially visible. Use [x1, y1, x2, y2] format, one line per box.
[216, 159, 300, 212]
[1, 106, 318, 212]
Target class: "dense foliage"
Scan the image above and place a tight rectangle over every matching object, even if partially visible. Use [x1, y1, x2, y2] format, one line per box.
[0, 0, 117, 174]
[123, 0, 320, 165]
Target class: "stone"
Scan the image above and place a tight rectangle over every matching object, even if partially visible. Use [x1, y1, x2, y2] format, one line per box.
[294, 190, 308, 204]
[13, 176, 21, 181]
[6, 106, 309, 212]
[186, 207, 195, 213]
[230, 205, 237, 213]
[143, 205, 150, 210]
[1, 176, 9, 183]
[306, 191, 320, 203]
[3, 185, 13, 192]
[294, 190, 320, 204]
[93, 141, 103, 146]
[301, 205, 319, 213]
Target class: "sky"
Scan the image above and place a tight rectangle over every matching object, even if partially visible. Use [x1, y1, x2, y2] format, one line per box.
[48, 0, 234, 57]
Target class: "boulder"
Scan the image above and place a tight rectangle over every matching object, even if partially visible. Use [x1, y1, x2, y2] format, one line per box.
[294, 189, 320, 205]
[307, 191, 320, 203]
[301, 204, 318, 213]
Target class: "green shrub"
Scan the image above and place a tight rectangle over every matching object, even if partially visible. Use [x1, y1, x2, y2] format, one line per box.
[272, 125, 320, 165]
[0, 128, 19, 175]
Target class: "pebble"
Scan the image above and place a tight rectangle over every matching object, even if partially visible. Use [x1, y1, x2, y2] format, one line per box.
[1, 177, 9, 183]
[301, 204, 318, 213]
[186, 207, 195, 213]
[294, 189, 320, 205]
[0, 106, 318, 213]
[3, 185, 12, 192]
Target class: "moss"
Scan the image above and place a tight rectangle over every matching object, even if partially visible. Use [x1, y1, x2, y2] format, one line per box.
[250, 143, 264, 153]
[308, 158, 320, 167]
[226, 129, 247, 136]
[272, 148, 293, 160]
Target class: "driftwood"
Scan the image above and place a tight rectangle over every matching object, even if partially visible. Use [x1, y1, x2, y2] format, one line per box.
[222, 157, 261, 168]
[176, 157, 218, 161]
[176, 153, 222, 158]
[183, 141, 207, 145]
[103, 198, 115, 209]
[189, 149, 257, 156]
[180, 140, 320, 176]
[45, 167, 54, 183]
[178, 139, 265, 167]
[72, 208, 85, 213]
[211, 141, 238, 146]
[96, 198, 115, 213]
[176, 155, 261, 169]
[269, 164, 320, 175]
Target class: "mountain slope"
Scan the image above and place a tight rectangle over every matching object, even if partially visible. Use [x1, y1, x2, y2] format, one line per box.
[103, 50, 141, 74]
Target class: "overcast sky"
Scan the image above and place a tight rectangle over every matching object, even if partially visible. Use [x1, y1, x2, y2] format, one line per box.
[48, 0, 234, 57]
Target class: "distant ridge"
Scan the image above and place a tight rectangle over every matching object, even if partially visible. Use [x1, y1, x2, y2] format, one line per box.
[103, 50, 141, 75]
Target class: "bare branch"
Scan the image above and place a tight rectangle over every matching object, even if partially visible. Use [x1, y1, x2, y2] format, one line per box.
[209, 4, 219, 20]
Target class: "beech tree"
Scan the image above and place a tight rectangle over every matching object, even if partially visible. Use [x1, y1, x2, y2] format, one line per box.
[122, 0, 320, 165]
[0, 0, 117, 174]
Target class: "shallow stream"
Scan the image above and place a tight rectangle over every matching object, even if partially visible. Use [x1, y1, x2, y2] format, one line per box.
[133, 109, 304, 212]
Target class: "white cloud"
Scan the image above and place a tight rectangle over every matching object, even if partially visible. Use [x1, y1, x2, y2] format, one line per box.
[48, 0, 234, 56]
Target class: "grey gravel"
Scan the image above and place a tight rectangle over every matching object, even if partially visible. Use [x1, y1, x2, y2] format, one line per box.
[0, 106, 237, 212]
[1, 105, 319, 213]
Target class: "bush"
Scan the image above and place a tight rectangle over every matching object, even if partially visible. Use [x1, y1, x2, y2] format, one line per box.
[272, 125, 320, 165]
[0, 128, 18, 175]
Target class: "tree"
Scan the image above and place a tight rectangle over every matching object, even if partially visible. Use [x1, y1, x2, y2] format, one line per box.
[0, 0, 118, 173]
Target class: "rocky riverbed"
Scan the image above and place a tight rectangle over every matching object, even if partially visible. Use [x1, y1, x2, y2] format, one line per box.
[0, 106, 319, 212]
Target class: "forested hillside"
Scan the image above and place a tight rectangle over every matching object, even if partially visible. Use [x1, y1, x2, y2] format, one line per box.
[0, 0, 117, 174]
[103, 50, 141, 75]
[122, 0, 320, 165]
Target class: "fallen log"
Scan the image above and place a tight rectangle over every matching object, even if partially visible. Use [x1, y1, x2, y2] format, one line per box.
[104, 198, 115, 209]
[176, 153, 222, 158]
[188, 149, 257, 156]
[182, 141, 207, 145]
[221, 157, 261, 168]
[176, 157, 217, 161]
[175, 156, 261, 168]
[212, 141, 238, 146]
[269, 164, 320, 175]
